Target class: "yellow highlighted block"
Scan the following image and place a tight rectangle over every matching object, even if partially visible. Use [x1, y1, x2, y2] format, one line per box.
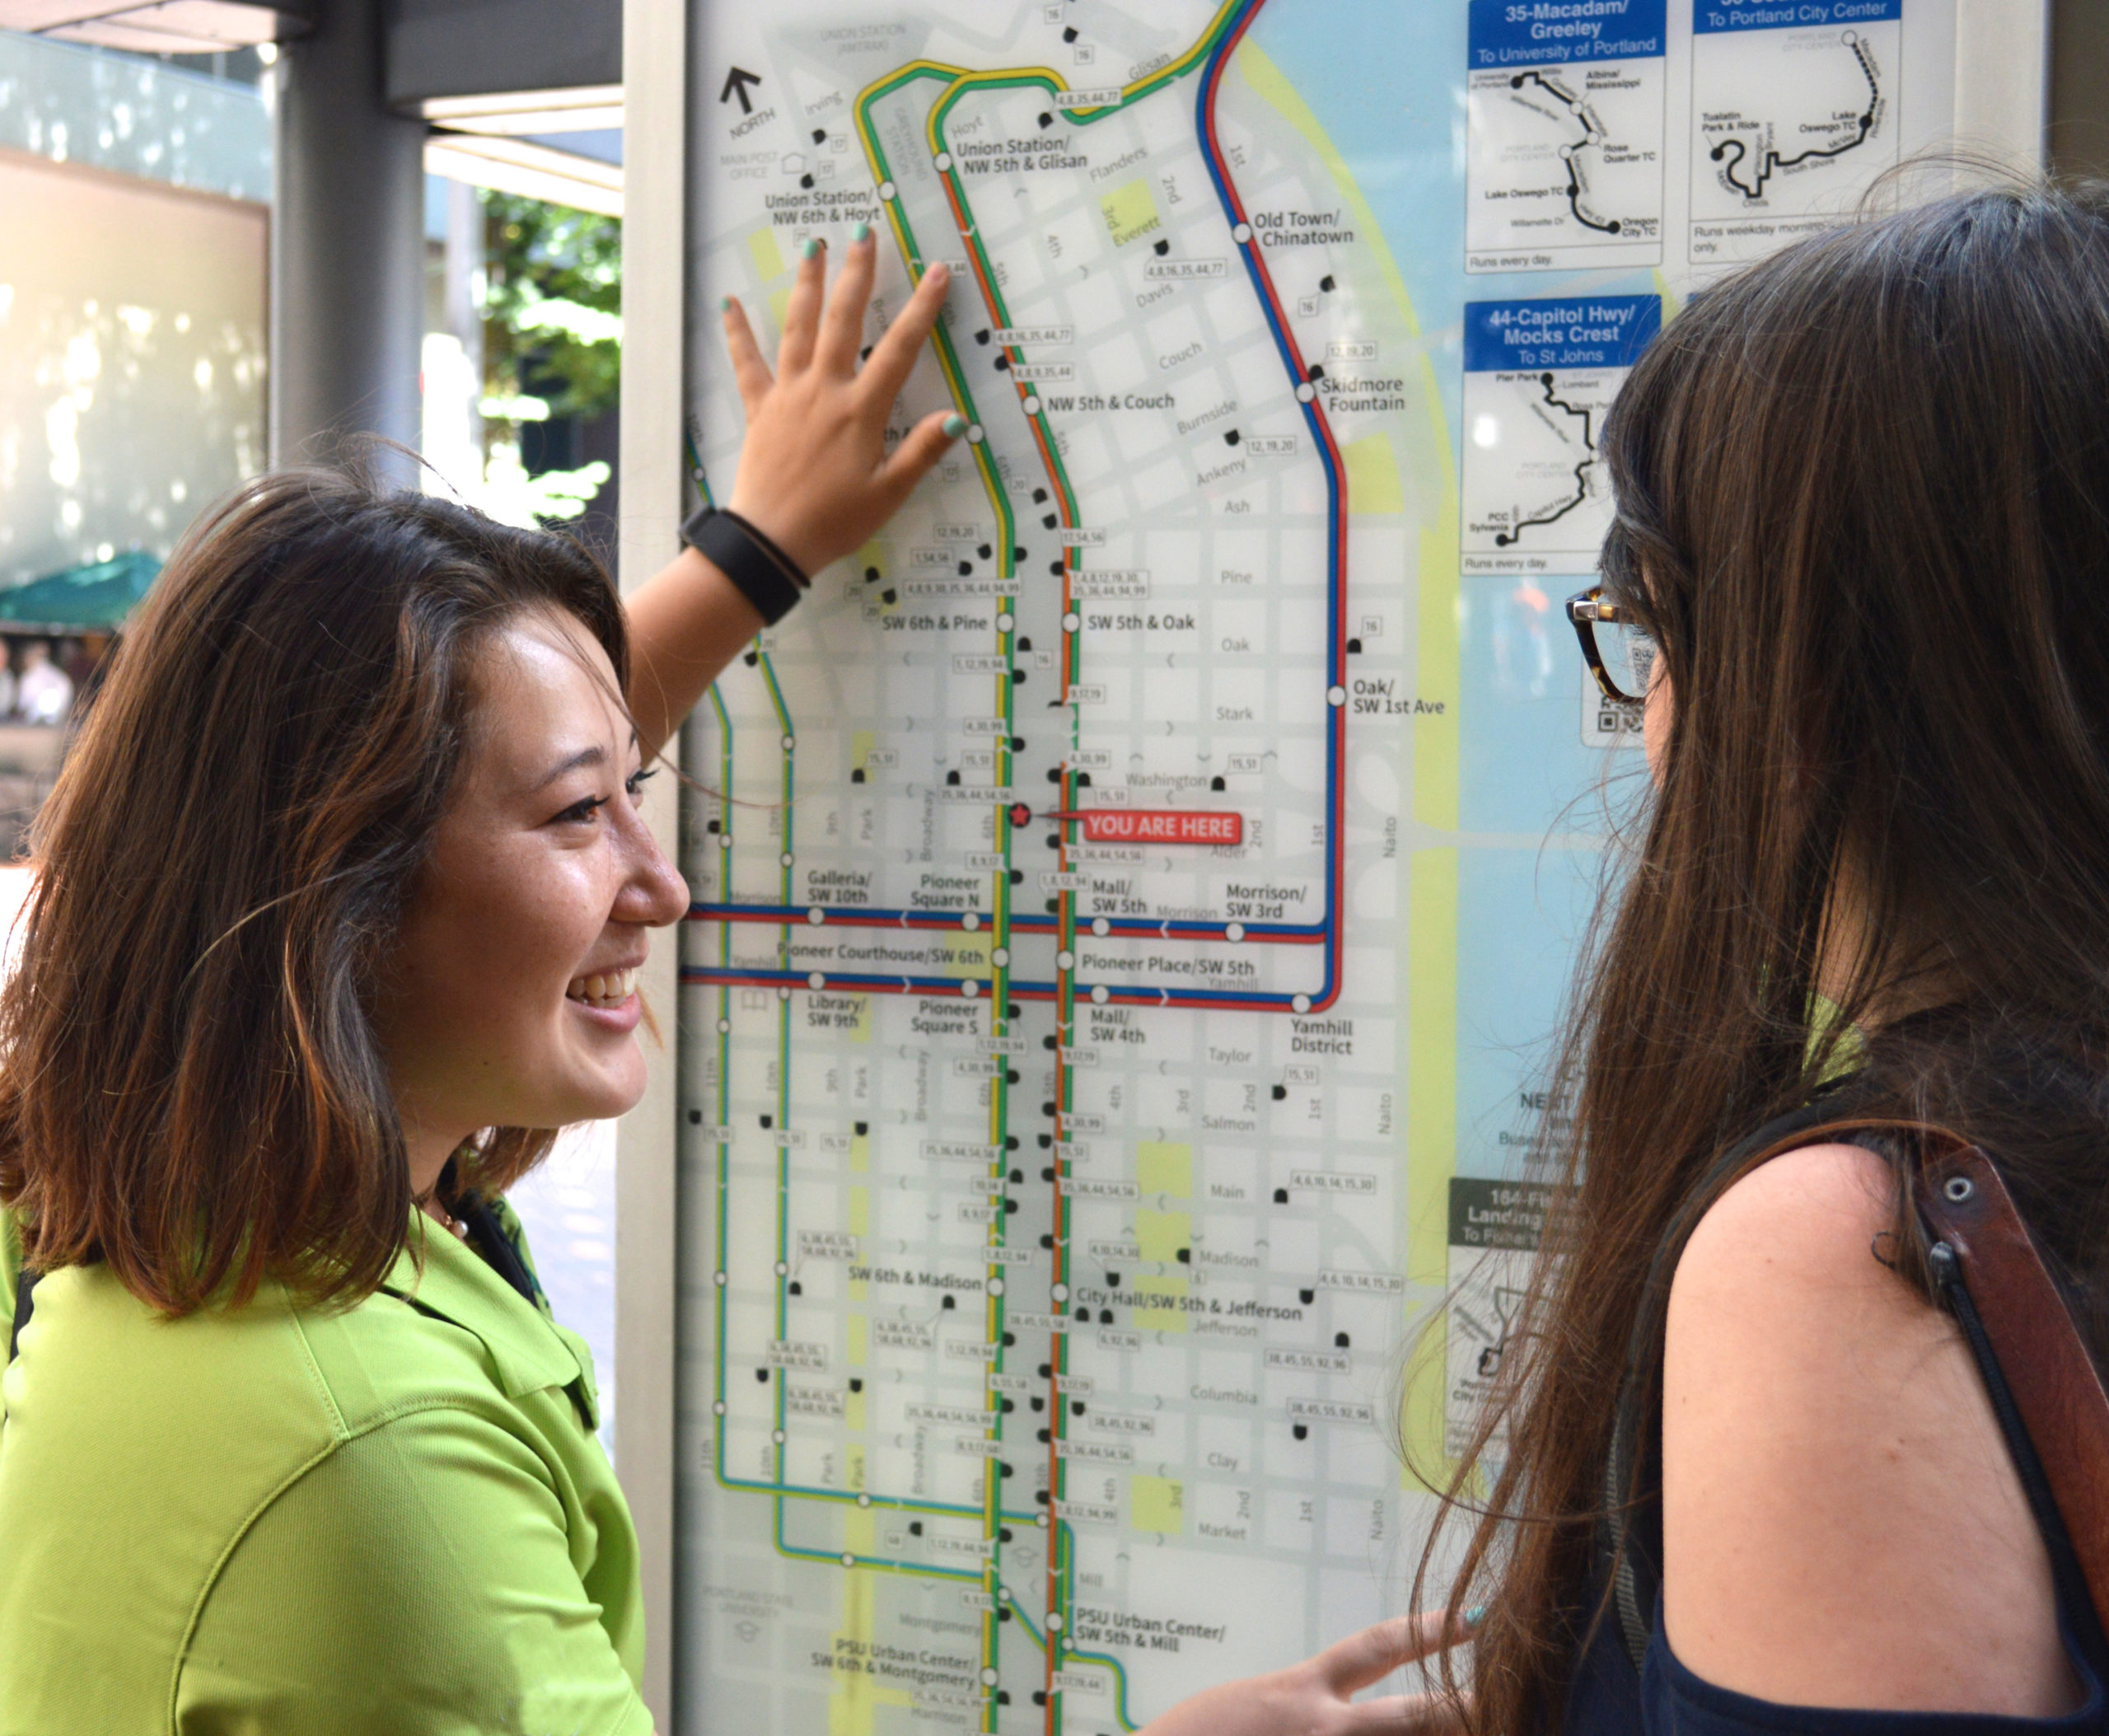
[851, 728, 877, 771]
[1130, 1475, 1185, 1534]
[1134, 1273, 1188, 1333]
[1343, 431, 1406, 515]
[1135, 1209, 1190, 1265]
[768, 288, 793, 333]
[1413, 525, 1461, 831]
[849, 1186, 868, 1235]
[1135, 1140, 1191, 1197]
[847, 1314, 867, 1365]
[749, 227, 788, 281]
[848, 1444, 866, 1487]
[943, 933, 993, 977]
[1099, 178, 1162, 247]
[851, 1135, 869, 1172]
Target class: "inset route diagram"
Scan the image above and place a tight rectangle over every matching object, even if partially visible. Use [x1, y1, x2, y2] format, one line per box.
[1464, 0, 1667, 274]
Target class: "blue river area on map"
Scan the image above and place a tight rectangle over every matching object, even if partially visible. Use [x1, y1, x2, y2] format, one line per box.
[1250, 0, 1662, 1173]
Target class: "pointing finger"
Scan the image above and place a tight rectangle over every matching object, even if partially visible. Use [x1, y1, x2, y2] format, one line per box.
[858, 261, 952, 409]
[721, 297, 774, 416]
[777, 236, 828, 376]
[1314, 1613, 1459, 1696]
[817, 222, 878, 376]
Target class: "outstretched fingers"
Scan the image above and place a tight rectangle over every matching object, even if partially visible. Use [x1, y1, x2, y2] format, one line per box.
[858, 262, 952, 409]
[872, 409, 964, 517]
[721, 297, 774, 415]
[776, 237, 830, 376]
[816, 226, 879, 375]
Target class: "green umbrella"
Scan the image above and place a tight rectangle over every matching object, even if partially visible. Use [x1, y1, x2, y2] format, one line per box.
[0, 550, 161, 633]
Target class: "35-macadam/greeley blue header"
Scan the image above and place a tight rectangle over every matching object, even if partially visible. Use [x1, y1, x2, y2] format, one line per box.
[1468, 0, 1668, 67]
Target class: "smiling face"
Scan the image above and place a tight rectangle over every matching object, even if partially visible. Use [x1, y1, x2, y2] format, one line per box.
[373, 608, 689, 1182]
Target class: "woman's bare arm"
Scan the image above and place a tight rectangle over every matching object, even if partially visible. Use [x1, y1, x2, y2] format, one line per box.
[1662, 1142, 2078, 1715]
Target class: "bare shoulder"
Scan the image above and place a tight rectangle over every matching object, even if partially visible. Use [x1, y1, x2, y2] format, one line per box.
[1661, 1142, 2079, 1715]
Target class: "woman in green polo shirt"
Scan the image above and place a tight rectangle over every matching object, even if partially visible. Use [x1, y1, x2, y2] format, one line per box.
[0, 234, 964, 1736]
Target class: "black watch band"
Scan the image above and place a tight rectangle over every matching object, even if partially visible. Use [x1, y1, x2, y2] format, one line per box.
[680, 504, 808, 625]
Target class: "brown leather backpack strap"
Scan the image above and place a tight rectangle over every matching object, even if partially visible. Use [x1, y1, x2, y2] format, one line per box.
[1915, 1133, 2109, 1635]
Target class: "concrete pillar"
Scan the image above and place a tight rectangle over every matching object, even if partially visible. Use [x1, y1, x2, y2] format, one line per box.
[269, 0, 427, 483]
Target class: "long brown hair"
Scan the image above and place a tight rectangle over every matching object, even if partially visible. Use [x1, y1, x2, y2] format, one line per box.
[1437, 181, 2109, 1729]
[0, 466, 627, 1315]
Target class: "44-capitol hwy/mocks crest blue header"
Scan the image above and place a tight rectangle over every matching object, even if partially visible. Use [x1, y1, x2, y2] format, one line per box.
[1469, 0, 1668, 66]
[1465, 295, 1664, 372]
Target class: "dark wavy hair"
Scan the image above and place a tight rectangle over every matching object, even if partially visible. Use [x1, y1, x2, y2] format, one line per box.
[0, 467, 626, 1315]
[1427, 181, 2109, 1729]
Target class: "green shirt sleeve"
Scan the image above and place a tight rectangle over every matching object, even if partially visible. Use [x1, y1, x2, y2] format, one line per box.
[175, 1403, 652, 1736]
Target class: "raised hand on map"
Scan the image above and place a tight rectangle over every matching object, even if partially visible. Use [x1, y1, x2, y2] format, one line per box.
[722, 227, 961, 577]
[1135, 1610, 1470, 1736]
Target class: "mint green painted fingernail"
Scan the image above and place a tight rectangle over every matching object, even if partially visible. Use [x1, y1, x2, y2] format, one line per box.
[718, 295, 732, 312]
[942, 414, 966, 438]
[1464, 1605, 1487, 1629]
[802, 236, 821, 259]
[853, 221, 872, 242]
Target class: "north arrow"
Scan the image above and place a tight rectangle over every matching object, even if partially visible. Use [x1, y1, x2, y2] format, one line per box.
[720, 66, 762, 115]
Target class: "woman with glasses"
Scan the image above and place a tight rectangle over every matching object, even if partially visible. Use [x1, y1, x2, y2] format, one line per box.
[1132, 182, 2109, 1734]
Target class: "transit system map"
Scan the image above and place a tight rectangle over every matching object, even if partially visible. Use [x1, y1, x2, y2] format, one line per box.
[674, 2, 1956, 1732]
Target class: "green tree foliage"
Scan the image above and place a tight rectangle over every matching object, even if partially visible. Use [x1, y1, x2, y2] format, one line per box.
[481, 190, 622, 425]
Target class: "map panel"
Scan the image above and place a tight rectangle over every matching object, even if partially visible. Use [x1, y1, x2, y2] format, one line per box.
[671, 2, 1966, 1733]
[1464, 0, 1668, 274]
[1690, 0, 1905, 264]
[1458, 293, 1658, 578]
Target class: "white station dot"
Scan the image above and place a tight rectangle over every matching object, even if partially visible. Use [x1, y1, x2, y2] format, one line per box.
[1056, 949, 1075, 971]
[714, 1270, 727, 1286]
[717, 1018, 732, 1034]
[1226, 921, 1246, 942]
[1293, 994, 1313, 1013]
[1091, 916, 1110, 937]
[1047, 1612, 1066, 1631]
[781, 850, 796, 867]
[966, 423, 985, 443]
[1036, 1512, 1050, 1528]
[1232, 222, 1252, 243]
[779, 985, 793, 1000]
[989, 1277, 1007, 1296]
[858, 1492, 872, 1507]
[807, 906, 825, 925]
[719, 833, 733, 849]
[1052, 1283, 1069, 1302]
[1327, 685, 1347, 706]
[879, 180, 897, 200]
[1296, 381, 1316, 402]
[981, 1668, 1000, 1687]
[1063, 611, 1081, 633]
[842, 1551, 857, 1567]
[962, 978, 980, 998]
[963, 912, 980, 931]
[713, 1399, 727, 1415]
[775, 1261, 788, 1275]
[1091, 985, 1110, 1004]
[933, 152, 952, 171]
[773, 1428, 786, 1443]
[992, 947, 1011, 966]
[808, 971, 826, 990]
[997, 612, 1015, 631]
[782, 734, 796, 751]
[1023, 395, 1042, 415]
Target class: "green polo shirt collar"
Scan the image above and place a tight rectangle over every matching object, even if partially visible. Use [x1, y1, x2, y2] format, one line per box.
[381, 1210, 596, 1426]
